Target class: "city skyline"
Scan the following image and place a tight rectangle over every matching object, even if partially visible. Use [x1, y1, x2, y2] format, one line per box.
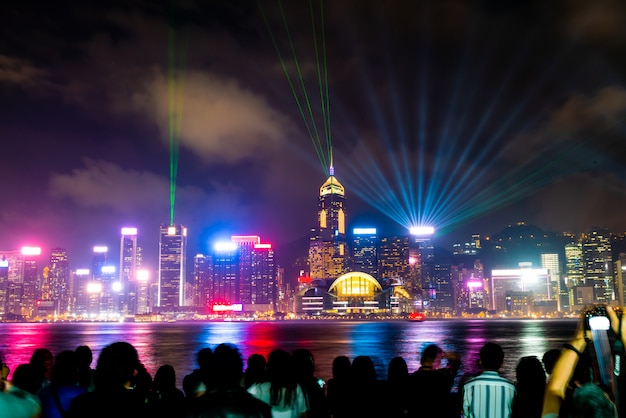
[2, 1, 626, 270]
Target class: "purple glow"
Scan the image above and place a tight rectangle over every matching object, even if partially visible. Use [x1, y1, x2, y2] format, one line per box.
[467, 281, 483, 289]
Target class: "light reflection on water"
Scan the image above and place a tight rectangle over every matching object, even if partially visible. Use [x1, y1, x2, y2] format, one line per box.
[0, 319, 576, 387]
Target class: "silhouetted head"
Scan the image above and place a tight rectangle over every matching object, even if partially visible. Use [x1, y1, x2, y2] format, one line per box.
[387, 357, 408, 383]
[332, 356, 351, 380]
[542, 349, 561, 375]
[75, 345, 93, 370]
[421, 344, 443, 367]
[572, 383, 617, 418]
[244, 353, 267, 388]
[515, 356, 545, 395]
[12, 364, 39, 394]
[94, 342, 140, 390]
[351, 356, 376, 382]
[52, 350, 79, 386]
[30, 348, 54, 382]
[197, 348, 213, 370]
[154, 364, 177, 391]
[211, 343, 244, 388]
[293, 348, 315, 380]
[479, 343, 504, 371]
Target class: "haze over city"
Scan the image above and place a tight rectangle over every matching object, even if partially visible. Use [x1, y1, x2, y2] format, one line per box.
[1, 0, 626, 269]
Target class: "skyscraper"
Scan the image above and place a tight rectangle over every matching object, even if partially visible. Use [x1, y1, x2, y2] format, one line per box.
[210, 242, 239, 307]
[232, 235, 260, 304]
[250, 242, 276, 310]
[21, 246, 41, 318]
[120, 227, 138, 314]
[351, 228, 378, 278]
[158, 224, 187, 308]
[309, 166, 347, 280]
[193, 253, 211, 308]
[582, 227, 613, 303]
[48, 248, 69, 315]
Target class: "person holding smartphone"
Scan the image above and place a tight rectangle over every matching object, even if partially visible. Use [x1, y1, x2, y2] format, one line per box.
[542, 305, 620, 418]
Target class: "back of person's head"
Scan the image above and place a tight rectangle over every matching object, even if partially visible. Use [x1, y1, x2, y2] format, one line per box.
[30, 347, 54, 381]
[244, 353, 267, 389]
[515, 356, 545, 394]
[75, 345, 93, 369]
[387, 356, 408, 383]
[479, 343, 504, 371]
[572, 383, 617, 418]
[351, 356, 376, 382]
[12, 364, 39, 394]
[197, 348, 213, 371]
[52, 350, 80, 386]
[267, 349, 297, 406]
[211, 343, 243, 388]
[332, 356, 351, 380]
[94, 341, 139, 390]
[421, 344, 443, 365]
[154, 364, 177, 391]
[292, 348, 315, 380]
[541, 349, 561, 375]
[246, 354, 266, 374]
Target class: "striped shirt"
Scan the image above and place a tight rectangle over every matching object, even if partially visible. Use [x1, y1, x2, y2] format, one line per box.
[462, 371, 516, 418]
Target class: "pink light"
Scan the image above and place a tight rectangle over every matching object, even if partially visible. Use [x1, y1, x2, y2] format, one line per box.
[467, 281, 483, 289]
[93, 246, 108, 253]
[75, 269, 90, 276]
[21, 246, 41, 256]
[121, 227, 138, 235]
[254, 243, 272, 249]
[231, 235, 261, 244]
[212, 303, 243, 312]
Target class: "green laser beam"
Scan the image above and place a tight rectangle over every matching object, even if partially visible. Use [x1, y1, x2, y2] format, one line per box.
[279, 0, 328, 170]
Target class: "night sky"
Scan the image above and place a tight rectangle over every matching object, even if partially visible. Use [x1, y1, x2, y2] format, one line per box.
[1, 0, 626, 269]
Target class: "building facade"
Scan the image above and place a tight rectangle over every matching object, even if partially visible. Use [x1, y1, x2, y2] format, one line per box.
[158, 224, 187, 309]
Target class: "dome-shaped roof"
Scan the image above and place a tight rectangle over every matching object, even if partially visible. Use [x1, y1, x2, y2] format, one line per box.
[320, 175, 345, 196]
[328, 272, 382, 296]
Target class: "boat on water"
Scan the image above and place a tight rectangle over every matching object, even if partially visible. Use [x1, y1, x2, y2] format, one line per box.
[407, 312, 426, 322]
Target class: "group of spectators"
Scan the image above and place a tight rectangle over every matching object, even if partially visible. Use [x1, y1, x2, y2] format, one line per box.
[0, 305, 623, 418]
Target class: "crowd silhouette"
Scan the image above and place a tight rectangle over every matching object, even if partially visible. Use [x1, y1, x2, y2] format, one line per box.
[1, 307, 625, 417]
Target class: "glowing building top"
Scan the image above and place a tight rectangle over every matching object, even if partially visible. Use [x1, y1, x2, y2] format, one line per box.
[320, 165, 345, 197]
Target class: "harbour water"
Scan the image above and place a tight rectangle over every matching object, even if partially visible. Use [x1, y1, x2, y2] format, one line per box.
[0, 319, 576, 387]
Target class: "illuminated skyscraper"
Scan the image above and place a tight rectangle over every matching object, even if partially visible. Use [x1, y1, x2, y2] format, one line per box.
[582, 227, 613, 303]
[232, 235, 260, 304]
[250, 242, 276, 310]
[210, 242, 239, 307]
[21, 247, 41, 318]
[0, 257, 8, 316]
[158, 224, 187, 308]
[119, 227, 138, 314]
[48, 248, 69, 315]
[378, 236, 410, 283]
[193, 254, 211, 308]
[0, 251, 23, 317]
[351, 228, 378, 278]
[309, 167, 347, 280]
[565, 242, 584, 286]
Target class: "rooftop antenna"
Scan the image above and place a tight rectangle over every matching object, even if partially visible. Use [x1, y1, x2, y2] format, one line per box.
[329, 146, 334, 176]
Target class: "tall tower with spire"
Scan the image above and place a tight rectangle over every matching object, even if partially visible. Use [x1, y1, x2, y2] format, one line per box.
[308, 163, 347, 280]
